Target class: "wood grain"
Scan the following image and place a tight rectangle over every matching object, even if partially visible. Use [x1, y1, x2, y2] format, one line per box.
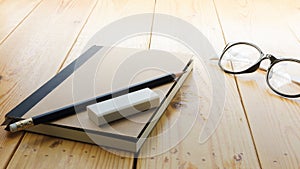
[0, 0, 42, 44]
[7, 134, 133, 169]
[214, 0, 300, 168]
[137, 0, 260, 168]
[0, 0, 97, 168]
[7, 0, 156, 168]
[1, 0, 299, 168]
[61, 0, 156, 67]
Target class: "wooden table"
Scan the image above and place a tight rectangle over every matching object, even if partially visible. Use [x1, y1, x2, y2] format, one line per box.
[0, 0, 299, 168]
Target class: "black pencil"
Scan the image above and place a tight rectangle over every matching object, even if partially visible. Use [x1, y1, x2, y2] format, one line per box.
[6, 72, 185, 132]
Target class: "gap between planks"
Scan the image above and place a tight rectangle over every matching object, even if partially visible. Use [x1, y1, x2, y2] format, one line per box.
[147, 0, 157, 50]
[232, 72, 263, 169]
[4, 133, 26, 169]
[133, 1, 158, 168]
[1, 0, 45, 168]
[4, 0, 100, 167]
[0, 0, 44, 45]
[211, 0, 263, 168]
[56, 0, 100, 73]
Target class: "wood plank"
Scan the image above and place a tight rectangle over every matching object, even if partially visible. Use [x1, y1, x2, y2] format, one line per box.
[7, 0, 156, 168]
[0, 0, 97, 168]
[214, 0, 300, 168]
[62, 0, 156, 67]
[7, 134, 133, 169]
[137, 0, 260, 168]
[0, 0, 42, 44]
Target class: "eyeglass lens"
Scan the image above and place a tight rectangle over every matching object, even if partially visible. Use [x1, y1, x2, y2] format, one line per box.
[219, 44, 261, 72]
[220, 43, 300, 97]
[268, 60, 300, 96]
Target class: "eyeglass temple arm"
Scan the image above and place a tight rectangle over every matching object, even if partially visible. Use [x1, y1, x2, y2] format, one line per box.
[290, 78, 300, 86]
[222, 43, 232, 52]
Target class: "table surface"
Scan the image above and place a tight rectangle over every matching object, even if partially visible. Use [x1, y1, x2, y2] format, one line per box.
[0, 0, 299, 168]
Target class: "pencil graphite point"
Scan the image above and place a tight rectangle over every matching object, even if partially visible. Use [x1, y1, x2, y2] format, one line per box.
[4, 125, 10, 131]
[174, 71, 187, 78]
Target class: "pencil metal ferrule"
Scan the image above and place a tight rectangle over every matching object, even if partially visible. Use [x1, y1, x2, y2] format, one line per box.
[9, 118, 34, 132]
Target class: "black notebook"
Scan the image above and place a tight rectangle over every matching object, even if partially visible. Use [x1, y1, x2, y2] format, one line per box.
[3, 46, 193, 152]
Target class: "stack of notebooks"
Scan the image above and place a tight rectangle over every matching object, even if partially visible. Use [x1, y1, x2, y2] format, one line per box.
[3, 46, 193, 152]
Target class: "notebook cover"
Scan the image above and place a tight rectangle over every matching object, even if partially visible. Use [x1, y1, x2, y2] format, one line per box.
[3, 46, 193, 152]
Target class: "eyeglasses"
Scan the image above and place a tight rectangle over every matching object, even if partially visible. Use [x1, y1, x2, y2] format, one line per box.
[218, 42, 300, 98]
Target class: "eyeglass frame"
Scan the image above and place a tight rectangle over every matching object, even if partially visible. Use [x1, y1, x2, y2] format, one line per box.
[218, 42, 300, 98]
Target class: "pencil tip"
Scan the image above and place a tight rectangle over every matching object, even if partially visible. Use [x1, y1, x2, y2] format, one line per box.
[174, 71, 187, 78]
[4, 125, 10, 131]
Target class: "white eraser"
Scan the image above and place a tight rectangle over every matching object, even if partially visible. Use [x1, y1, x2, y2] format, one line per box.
[9, 123, 18, 132]
[87, 88, 160, 126]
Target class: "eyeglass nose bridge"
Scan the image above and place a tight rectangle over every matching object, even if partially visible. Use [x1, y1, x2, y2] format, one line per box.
[263, 54, 278, 64]
[241, 53, 278, 74]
